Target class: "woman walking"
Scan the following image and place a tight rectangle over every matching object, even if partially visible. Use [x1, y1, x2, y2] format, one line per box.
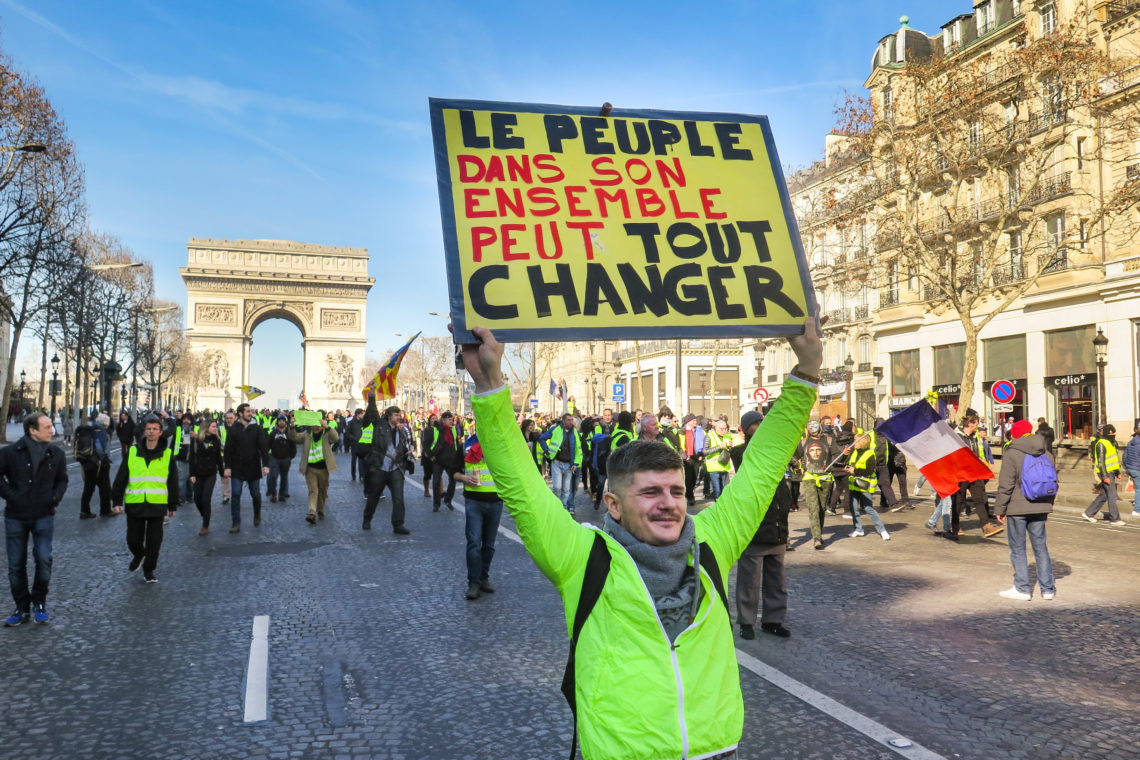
[189, 419, 225, 536]
[419, 413, 438, 498]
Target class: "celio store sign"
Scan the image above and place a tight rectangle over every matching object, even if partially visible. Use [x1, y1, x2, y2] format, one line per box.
[1045, 373, 1091, 386]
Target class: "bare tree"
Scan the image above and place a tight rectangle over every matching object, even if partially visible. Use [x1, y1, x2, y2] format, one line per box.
[831, 20, 1140, 420]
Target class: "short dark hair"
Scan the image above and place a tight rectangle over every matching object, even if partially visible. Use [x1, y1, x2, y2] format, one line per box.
[236, 403, 250, 415]
[962, 414, 979, 426]
[440, 411, 454, 420]
[606, 440, 683, 495]
[384, 405, 401, 417]
[23, 413, 48, 436]
[142, 415, 162, 430]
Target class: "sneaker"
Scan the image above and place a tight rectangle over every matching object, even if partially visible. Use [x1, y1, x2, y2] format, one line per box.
[444, 501, 454, 511]
[880, 531, 891, 541]
[1041, 591, 1056, 600]
[229, 525, 240, 534]
[849, 529, 865, 538]
[739, 624, 755, 640]
[305, 514, 317, 525]
[913, 484, 921, 496]
[144, 572, 158, 584]
[465, 583, 481, 600]
[128, 555, 144, 573]
[999, 587, 1031, 601]
[925, 520, 937, 531]
[1081, 513, 1098, 523]
[1109, 520, 1126, 526]
[479, 578, 495, 593]
[813, 539, 824, 550]
[393, 526, 411, 535]
[890, 503, 907, 513]
[198, 527, 209, 536]
[32, 604, 49, 624]
[80, 511, 97, 520]
[3, 609, 29, 626]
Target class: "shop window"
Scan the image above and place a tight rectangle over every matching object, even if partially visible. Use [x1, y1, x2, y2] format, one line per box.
[933, 343, 966, 386]
[890, 349, 920, 396]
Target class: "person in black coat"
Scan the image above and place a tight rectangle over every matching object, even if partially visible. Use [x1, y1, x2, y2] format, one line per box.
[115, 412, 136, 456]
[419, 413, 438, 498]
[222, 403, 270, 533]
[429, 412, 463, 511]
[189, 419, 226, 535]
[111, 416, 178, 583]
[362, 396, 414, 533]
[827, 420, 856, 514]
[731, 409, 792, 640]
[0, 414, 68, 625]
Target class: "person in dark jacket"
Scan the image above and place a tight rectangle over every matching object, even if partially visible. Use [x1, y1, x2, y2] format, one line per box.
[111, 416, 178, 583]
[189, 419, 225, 535]
[223, 403, 270, 533]
[115, 412, 136, 456]
[79, 414, 115, 518]
[1035, 418, 1056, 455]
[994, 419, 1056, 601]
[827, 420, 855, 514]
[419, 413, 438, 498]
[266, 416, 296, 502]
[429, 412, 463, 511]
[362, 397, 414, 534]
[1123, 420, 1140, 519]
[731, 410, 792, 639]
[345, 408, 368, 488]
[1, 414, 68, 625]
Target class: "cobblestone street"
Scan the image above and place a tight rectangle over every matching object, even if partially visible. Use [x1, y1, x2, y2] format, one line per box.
[1, 455, 1136, 759]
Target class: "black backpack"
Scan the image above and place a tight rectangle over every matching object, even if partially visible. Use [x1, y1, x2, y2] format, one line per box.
[73, 425, 95, 461]
[560, 533, 728, 760]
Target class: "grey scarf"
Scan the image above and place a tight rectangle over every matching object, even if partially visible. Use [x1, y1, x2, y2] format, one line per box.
[603, 513, 702, 642]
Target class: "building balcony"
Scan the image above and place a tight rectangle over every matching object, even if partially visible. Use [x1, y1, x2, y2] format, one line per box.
[1127, 163, 1140, 182]
[825, 308, 849, 325]
[879, 289, 901, 307]
[1025, 109, 1069, 137]
[852, 305, 870, 320]
[858, 362, 872, 373]
[1024, 172, 1072, 204]
[1102, 1, 1140, 25]
[1040, 249, 1070, 274]
[992, 262, 1026, 286]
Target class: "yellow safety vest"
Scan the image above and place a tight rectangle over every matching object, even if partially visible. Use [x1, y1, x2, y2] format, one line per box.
[704, 430, 733, 473]
[125, 445, 171, 505]
[308, 436, 325, 464]
[359, 424, 374, 445]
[1097, 439, 1121, 473]
[464, 458, 496, 493]
[172, 428, 190, 456]
[849, 449, 878, 493]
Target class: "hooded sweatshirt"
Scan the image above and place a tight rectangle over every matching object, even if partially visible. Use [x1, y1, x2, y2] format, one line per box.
[993, 433, 1054, 517]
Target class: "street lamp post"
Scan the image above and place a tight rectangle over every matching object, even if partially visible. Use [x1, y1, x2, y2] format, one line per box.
[17, 370, 25, 417]
[842, 354, 856, 426]
[1093, 328, 1109, 426]
[49, 354, 59, 426]
[699, 370, 708, 417]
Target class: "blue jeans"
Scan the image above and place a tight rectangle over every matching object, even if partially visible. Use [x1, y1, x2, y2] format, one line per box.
[464, 498, 503, 585]
[926, 495, 953, 531]
[708, 472, 727, 500]
[1006, 514, 1055, 595]
[849, 491, 886, 534]
[230, 478, 262, 527]
[267, 457, 292, 497]
[175, 460, 192, 503]
[551, 460, 575, 511]
[5, 516, 53, 610]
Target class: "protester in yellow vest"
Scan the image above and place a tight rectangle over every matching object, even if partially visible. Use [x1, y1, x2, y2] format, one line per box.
[111, 416, 178, 583]
[455, 435, 502, 600]
[1083, 423, 1124, 525]
[845, 435, 890, 540]
[287, 416, 338, 524]
[703, 419, 734, 500]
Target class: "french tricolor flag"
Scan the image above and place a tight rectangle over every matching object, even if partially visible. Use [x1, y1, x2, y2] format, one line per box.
[875, 401, 994, 498]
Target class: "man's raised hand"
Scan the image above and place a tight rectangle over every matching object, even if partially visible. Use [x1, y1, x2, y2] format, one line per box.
[452, 325, 505, 393]
[789, 315, 824, 378]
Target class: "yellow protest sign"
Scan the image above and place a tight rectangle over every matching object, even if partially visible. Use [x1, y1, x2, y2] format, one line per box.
[429, 99, 816, 343]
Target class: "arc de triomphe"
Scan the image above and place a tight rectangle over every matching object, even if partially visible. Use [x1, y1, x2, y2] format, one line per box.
[181, 238, 374, 411]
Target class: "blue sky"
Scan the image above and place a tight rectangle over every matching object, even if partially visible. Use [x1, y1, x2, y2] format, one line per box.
[1, 0, 964, 402]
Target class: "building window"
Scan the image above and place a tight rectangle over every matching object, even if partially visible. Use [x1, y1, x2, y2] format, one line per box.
[881, 87, 894, 123]
[838, 337, 848, 365]
[1076, 136, 1086, 170]
[858, 336, 871, 364]
[1079, 218, 1088, 251]
[1007, 166, 1021, 204]
[977, 2, 995, 34]
[1046, 212, 1067, 270]
[888, 258, 900, 300]
[1041, 3, 1057, 35]
[907, 264, 917, 291]
[890, 349, 920, 396]
[1008, 230, 1023, 273]
[968, 121, 982, 151]
[879, 38, 893, 67]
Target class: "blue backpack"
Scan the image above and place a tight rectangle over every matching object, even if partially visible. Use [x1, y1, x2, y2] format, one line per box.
[1020, 452, 1058, 501]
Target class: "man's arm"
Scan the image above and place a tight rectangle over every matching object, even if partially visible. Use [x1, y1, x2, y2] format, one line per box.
[993, 450, 1018, 515]
[110, 459, 129, 506]
[50, 448, 68, 504]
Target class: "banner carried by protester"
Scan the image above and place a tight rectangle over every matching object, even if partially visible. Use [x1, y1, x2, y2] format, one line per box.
[429, 98, 815, 343]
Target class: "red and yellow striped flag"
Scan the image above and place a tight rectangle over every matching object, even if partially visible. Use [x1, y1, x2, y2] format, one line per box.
[364, 332, 420, 401]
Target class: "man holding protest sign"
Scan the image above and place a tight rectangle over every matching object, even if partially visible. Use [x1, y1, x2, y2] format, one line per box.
[455, 318, 821, 760]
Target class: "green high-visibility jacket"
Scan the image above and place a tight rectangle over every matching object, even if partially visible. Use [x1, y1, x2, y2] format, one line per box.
[472, 378, 814, 760]
[539, 424, 582, 467]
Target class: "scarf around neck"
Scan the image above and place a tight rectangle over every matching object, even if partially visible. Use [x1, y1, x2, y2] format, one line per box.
[603, 513, 702, 642]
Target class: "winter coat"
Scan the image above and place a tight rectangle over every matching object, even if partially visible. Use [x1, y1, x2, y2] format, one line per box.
[223, 419, 270, 481]
[993, 434, 1054, 517]
[286, 426, 339, 475]
[1123, 435, 1140, 477]
[0, 436, 69, 520]
[111, 437, 179, 519]
[189, 433, 225, 479]
[429, 422, 464, 474]
[267, 427, 297, 460]
[116, 417, 136, 447]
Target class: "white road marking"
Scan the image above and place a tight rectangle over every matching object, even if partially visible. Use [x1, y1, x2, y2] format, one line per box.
[735, 650, 948, 760]
[243, 615, 270, 723]
[498, 522, 948, 759]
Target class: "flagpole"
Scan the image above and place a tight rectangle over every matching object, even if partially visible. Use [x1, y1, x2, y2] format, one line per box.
[824, 432, 871, 471]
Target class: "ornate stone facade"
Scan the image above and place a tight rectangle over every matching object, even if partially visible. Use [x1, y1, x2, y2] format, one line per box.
[181, 238, 373, 410]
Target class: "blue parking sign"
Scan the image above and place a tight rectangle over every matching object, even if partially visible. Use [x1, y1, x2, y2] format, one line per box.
[529, 398, 539, 408]
[612, 383, 625, 397]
